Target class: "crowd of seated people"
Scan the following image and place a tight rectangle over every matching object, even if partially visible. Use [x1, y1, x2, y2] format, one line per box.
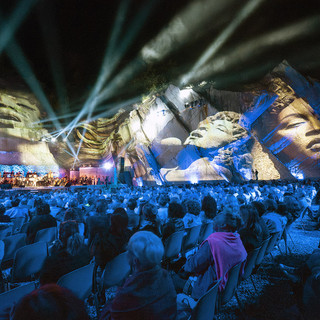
[0, 179, 319, 319]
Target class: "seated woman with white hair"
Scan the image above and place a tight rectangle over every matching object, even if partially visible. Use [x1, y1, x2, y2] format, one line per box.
[99, 231, 177, 320]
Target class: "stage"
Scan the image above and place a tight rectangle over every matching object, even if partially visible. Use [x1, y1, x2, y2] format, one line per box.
[0, 184, 109, 193]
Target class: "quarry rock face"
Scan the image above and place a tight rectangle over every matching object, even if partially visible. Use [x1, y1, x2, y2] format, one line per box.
[1, 61, 319, 181]
[74, 62, 320, 182]
[0, 88, 59, 175]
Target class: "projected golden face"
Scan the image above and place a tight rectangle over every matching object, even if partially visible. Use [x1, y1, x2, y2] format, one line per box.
[184, 120, 235, 148]
[0, 91, 44, 140]
[273, 99, 320, 160]
[253, 96, 320, 178]
[184, 111, 247, 149]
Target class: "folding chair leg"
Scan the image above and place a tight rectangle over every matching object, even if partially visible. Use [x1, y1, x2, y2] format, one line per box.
[235, 290, 250, 320]
[250, 276, 258, 293]
[94, 293, 101, 317]
[269, 252, 274, 261]
[288, 233, 297, 250]
[234, 290, 242, 310]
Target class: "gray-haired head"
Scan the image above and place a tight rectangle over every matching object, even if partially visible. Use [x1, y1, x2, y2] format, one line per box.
[127, 231, 164, 269]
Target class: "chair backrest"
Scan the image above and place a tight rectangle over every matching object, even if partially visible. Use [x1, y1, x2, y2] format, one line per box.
[0, 225, 13, 240]
[0, 240, 4, 262]
[20, 222, 30, 234]
[241, 246, 260, 281]
[2, 233, 27, 263]
[265, 232, 281, 256]
[182, 225, 202, 253]
[190, 279, 221, 320]
[198, 223, 213, 244]
[11, 217, 26, 234]
[163, 231, 185, 260]
[0, 282, 36, 309]
[57, 263, 94, 300]
[255, 237, 270, 266]
[78, 222, 85, 236]
[220, 262, 242, 306]
[11, 241, 48, 282]
[102, 252, 131, 289]
[34, 227, 57, 243]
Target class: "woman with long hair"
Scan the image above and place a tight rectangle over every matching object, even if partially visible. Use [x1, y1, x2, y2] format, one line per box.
[238, 204, 270, 252]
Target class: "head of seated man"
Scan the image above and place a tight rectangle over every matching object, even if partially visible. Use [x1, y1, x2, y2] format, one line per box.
[127, 231, 164, 271]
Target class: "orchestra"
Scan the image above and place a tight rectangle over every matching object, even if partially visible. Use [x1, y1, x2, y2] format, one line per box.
[0, 171, 109, 188]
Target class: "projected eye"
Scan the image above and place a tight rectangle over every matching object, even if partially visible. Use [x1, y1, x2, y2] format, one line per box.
[17, 103, 35, 111]
[216, 125, 227, 132]
[285, 122, 305, 129]
[191, 132, 202, 138]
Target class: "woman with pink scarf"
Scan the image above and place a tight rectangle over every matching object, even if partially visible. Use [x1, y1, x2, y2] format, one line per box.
[183, 211, 247, 300]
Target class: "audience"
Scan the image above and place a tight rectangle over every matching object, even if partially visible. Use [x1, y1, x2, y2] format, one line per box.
[40, 233, 90, 285]
[126, 198, 139, 230]
[26, 202, 57, 243]
[182, 199, 202, 228]
[262, 199, 287, 235]
[138, 203, 161, 237]
[280, 248, 320, 320]
[238, 204, 270, 252]
[200, 195, 217, 223]
[92, 208, 131, 268]
[0, 204, 10, 222]
[0, 179, 319, 320]
[161, 202, 185, 243]
[179, 210, 247, 300]
[99, 231, 177, 320]
[11, 284, 90, 320]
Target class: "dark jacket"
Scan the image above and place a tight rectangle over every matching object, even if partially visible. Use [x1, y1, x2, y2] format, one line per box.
[40, 245, 90, 285]
[27, 214, 57, 243]
[92, 230, 131, 268]
[239, 217, 270, 252]
[161, 218, 184, 243]
[0, 215, 11, 223]
[86, 215, 110, 246]
[100, 266, 177, 320]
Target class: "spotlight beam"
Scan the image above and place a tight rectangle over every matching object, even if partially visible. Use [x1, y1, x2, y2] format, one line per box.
[140, 0, 233, 64]
[35, 111, 80, 124]
[188, 15, 320, 83]
[78, 96, 140, 125]
[97, 57, 145, 104]
[0, 7, 77, 157]
[61, 0, 136, 136]
[63, 0, 159, 139]
[0, 0, 38, 54]
[2, 33, 77, 158]
[180, 0, 265, 85]
[36, 1, 69, 114]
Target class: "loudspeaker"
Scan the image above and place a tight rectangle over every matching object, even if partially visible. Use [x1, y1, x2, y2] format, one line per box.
[119, 157, 125, 173]
[119, 171, 132, 186]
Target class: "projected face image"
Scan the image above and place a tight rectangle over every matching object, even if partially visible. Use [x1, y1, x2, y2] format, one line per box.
[0, 91, 43, 140]
[254, 98, 320, 177]
[274, 99, 320, 159]
[184, 111, 247, 149]
[184, 119, 235, 149]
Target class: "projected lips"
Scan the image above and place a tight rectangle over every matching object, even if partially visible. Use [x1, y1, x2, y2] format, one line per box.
[307, 138, 320, 152]
[0, 112, 21, 122]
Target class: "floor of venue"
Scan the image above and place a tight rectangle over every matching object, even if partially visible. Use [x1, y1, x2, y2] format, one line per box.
[211, 220, 318, 320]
